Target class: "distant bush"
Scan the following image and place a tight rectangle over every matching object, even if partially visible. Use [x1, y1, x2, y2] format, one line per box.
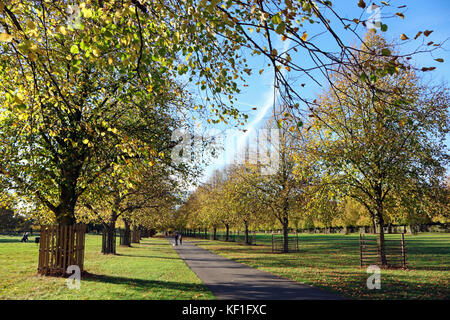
[0, 207, 33, 233]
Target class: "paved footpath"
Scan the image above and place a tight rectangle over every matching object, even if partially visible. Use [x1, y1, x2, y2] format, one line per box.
[171, 239, 344, 300]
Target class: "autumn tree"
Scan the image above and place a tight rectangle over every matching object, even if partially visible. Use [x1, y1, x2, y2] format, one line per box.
[236, 117, 311, 252]
[224, 164, 267, 244]
[0, 1, 187, 225]
[128, 165, 182, 236]
[303, 32, 449, 266]
[78, 155, 183, 253]
[202, 169, 239, 240]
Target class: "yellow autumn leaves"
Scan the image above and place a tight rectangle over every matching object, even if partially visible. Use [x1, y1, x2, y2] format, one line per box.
[0, 33, 13, 42]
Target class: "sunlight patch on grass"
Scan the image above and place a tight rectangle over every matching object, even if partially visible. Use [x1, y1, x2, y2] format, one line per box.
[194, 233, 450, 299]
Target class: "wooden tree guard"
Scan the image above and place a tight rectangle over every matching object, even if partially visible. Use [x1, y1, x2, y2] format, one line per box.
[359, 233, 407, 269]
[38, 224, 86, 276]
[131, 230, 140, 243]
[101, 228, 116, 254]
[119, 228, 131, 246]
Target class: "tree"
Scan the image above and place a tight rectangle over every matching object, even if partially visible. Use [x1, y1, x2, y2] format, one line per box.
[202, 169, 238, 241]
[78, 160, 181, 253]
[233, 119, 309, 252]
[225, 164, 266, 244]
[0, 1, 184, 226]
[126, 165, 182, 237]
[303, 32, 449, 266]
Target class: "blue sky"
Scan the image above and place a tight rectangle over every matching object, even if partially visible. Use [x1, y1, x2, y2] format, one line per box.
[194, 0, 450, 183]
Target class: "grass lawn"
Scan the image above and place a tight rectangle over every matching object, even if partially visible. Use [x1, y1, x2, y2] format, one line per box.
[0, 234, 214, 300]
[193, 232, 450, 300]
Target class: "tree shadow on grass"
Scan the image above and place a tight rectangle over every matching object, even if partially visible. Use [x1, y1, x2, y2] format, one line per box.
[0, 238, 23, 243]
[82, 272, 209, 293]
[115, 253, 180, 260]
[406, 266, 450, 271]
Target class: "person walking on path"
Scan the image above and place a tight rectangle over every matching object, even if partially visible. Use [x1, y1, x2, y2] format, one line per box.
[174, 232, 179, 246]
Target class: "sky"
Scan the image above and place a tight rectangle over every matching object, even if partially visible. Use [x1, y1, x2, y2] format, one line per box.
[189, 0, 450, 185]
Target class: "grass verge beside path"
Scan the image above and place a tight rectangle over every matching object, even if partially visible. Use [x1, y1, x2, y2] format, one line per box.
[0, 235, 214, 300]
[193, 233, 449, 300]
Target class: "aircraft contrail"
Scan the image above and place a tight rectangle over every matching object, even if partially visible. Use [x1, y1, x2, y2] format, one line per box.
[236, 38, 292, 152]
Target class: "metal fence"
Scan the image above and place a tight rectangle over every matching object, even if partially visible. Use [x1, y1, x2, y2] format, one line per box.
[359, 233, 406, 269]
[271, 233, 299, 253]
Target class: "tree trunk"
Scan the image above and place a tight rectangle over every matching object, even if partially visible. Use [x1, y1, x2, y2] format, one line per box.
[132, 225, 140, 243]
[376, 206, 388, 267]
[225, 224, 229, 241]
[122, 218, 131, 246]
[244, 221, 249, 245]
[372, 217, 377, 234]
[102, 222, 116, 254]
[213, 227, 217, 240]
[283, 217, 289, 253]
[42, 162, 83, 275]
[54, 199, 77, 226]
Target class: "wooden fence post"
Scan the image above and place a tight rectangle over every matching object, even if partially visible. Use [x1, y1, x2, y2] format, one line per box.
[401, 232, 406, 269]
[359, 233, 363, 267]
[272, 232, 274, 253]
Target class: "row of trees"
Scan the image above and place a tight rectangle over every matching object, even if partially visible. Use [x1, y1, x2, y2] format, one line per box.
[0, 1, 446, 270]
[0, 1, 198, 260]
[180, 33, 449, 264]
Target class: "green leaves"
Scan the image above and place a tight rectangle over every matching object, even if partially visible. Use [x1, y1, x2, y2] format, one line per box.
[271, 13, 282, 25]
[275, 22, 286, 34]
[103, 30, 113, 39]
[70, 45, 80, 54]
[381, 48, 391, 56]
[360, 73, 368, 82]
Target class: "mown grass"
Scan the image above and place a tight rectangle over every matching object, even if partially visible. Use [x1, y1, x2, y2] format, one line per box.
[193, 232, 450, 300]
[0, 234, 214, 300]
